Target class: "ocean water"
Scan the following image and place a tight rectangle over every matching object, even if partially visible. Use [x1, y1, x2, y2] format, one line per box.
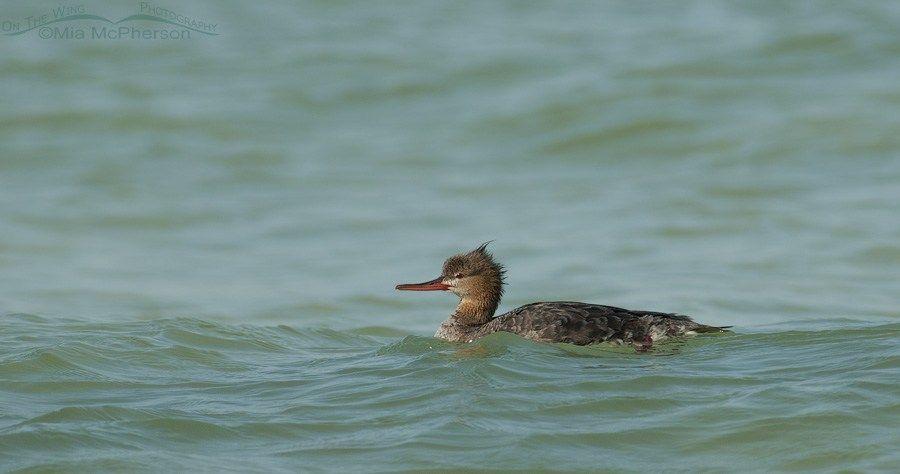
[1, 1, 899, 472]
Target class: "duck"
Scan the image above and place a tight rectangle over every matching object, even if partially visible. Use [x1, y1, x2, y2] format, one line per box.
[396, 242, 729, 346]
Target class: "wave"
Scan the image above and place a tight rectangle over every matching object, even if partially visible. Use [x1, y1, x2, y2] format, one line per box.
[1, 314, 897, 471]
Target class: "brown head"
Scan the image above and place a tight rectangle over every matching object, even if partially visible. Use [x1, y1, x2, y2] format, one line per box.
[396, 242, 506, 325]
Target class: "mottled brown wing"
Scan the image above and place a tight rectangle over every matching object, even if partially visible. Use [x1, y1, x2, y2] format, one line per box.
[496, 301, 696, 345]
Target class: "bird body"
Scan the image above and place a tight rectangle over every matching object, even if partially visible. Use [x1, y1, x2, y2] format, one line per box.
[435, 301, 723, 344]
[397, 243, 728, 346]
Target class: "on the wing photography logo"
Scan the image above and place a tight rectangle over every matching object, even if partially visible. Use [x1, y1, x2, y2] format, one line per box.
[1, 3, 218, 40]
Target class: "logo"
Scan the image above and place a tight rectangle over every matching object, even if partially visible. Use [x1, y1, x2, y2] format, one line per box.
[1, 3, 218, 40]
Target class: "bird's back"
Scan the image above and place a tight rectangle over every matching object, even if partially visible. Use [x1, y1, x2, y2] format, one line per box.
[483, 301, 719, 345]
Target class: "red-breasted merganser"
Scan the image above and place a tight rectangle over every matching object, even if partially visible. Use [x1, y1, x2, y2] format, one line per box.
[396, 243, 729, 345]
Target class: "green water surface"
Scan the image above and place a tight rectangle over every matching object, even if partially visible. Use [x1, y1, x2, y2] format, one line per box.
[1, 1, 899, 472]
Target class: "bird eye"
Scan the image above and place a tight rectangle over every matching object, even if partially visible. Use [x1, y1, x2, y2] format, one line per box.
[454, 273, 463, 279]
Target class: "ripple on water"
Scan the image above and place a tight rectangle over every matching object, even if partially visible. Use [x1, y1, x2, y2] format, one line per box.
[0, 316, 897, 472]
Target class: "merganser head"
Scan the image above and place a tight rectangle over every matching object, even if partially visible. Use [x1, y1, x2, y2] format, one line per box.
[396, 242, 505, 323]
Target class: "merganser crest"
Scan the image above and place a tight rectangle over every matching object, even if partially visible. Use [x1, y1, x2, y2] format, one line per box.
[397, 243, 729, 345]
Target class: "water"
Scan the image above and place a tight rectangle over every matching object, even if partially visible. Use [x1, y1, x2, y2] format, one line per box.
[1, 1, 898, 471]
